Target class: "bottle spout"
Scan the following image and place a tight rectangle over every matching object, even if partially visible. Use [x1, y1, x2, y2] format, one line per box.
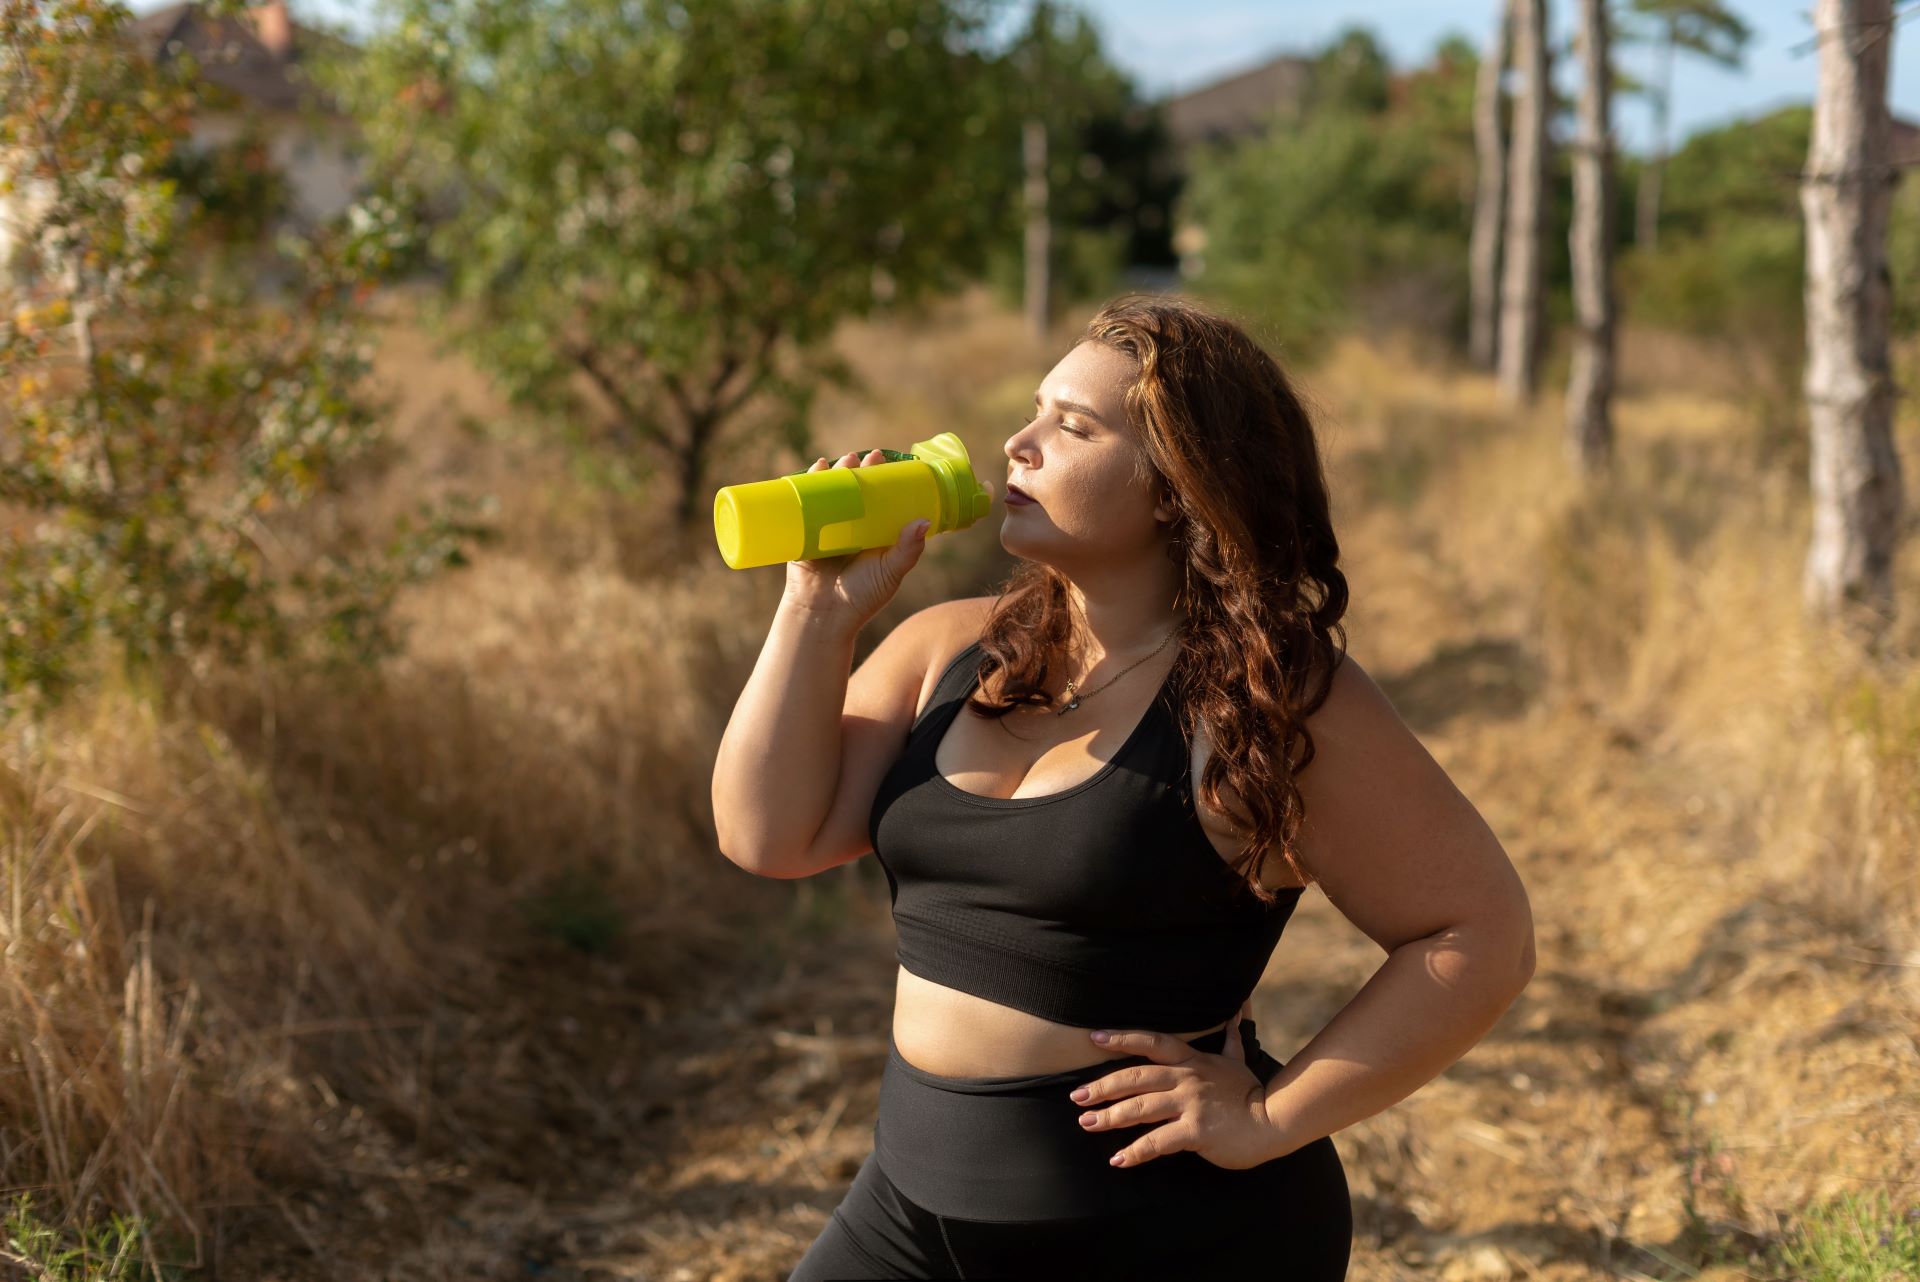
[909, 431, 993, 533]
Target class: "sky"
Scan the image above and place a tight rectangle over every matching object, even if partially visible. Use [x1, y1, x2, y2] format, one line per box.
[1073, 0, 1919, 154]
[245, 0, 1916, 157]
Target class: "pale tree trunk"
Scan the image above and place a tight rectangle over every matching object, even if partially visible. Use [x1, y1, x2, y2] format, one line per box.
[1498, 0, 1549, 406]
[1023, 117, 1050, 344]
[1566, 0, 1616, 476]
[1469, 0, 1511, 370]
[1800, 0, 1903, 626]
[1634, 23, 1674, 252]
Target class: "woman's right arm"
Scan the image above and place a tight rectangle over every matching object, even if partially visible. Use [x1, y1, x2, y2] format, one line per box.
[711, 597, 861, 876]
[710, 448, 957, 877]
[712, 595, 960, 879]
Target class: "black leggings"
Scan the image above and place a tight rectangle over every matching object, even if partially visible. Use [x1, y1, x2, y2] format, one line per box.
[790, 1018, 1352, 1280]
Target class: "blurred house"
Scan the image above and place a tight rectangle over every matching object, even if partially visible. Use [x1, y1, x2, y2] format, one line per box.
[1164, 54, 1315, 154]
[129, 0, 365, 229]
[1, 1, 363, 293]
[1159, 53, 1315, 277]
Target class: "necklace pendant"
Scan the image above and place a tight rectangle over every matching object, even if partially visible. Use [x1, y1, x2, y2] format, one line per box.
[1065, 695, 1079, 712]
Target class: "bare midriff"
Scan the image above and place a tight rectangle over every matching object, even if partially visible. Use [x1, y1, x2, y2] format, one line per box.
[889, 967, 1232, 1077]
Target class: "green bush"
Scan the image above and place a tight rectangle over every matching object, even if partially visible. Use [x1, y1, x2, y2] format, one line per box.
[1771, 1189, 1920, 1282]
[1627, 104, 1920, 344]
[1176, 31, 1482, 360]
[1, 1193, 186, 1282]
[331, 0, 1022, 536]
[0, 1, 495, 722]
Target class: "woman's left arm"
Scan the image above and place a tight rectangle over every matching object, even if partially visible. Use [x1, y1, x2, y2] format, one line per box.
[1253, 654, 1537, 1161]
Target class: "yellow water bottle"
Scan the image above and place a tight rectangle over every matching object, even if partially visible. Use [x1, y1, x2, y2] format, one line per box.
[712, 431, 994, 570]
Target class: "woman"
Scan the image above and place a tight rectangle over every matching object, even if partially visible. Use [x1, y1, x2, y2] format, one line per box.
[711, 296, 1536, 1280]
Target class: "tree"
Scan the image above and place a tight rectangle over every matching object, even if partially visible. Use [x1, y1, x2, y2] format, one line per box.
[1469, 0, 1512, 370]
[1023, 115, 1049, 341]
[1076, 100, 1182, 273]
[1180, 31, 1480, 358]
[1309, 25, 1393, 116]
[1799, 0, 1903, 626]
[0, 0, 488, 721]
[1498, 0, 1550, 405]
[991, 0, 1144, 337]
[335, 0, 1013, 547]
[1621, 0, 1752, 253]
[1565, 0, 1617, 474]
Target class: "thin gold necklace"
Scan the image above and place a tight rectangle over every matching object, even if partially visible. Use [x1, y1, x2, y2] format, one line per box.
[1054, 622, 1181, 715]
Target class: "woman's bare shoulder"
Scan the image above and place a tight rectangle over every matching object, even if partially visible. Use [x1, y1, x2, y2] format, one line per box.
[925, 594, 999, 657]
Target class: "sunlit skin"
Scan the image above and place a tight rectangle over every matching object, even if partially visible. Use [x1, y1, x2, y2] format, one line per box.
[998, 340, 1188, 666]
[825, 337, 1535, 1172]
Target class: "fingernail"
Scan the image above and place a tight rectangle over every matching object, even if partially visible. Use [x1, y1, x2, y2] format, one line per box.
[915, 520, 930, 538]
[1070, 1086, 1089, 1102]
[1090, 1030, 1110, 1043]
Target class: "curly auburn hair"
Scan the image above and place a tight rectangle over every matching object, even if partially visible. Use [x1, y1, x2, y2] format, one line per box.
[961, 295, 1350, 905]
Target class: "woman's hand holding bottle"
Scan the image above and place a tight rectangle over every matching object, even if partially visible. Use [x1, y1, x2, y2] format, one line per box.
[781, 449, 939, 630]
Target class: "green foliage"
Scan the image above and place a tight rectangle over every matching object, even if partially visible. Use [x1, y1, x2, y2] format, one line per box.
[1179, 34, 1481, 358]
[997, 2, 1136, 209]
[1, 1193, 184, 1282]
[1891, 175, 1920, 335]
[1833, 664, 1920, 771]
[1620, 104, 1918, 458]
[1655, 104, 1810, 234]
[1307, 25, 1392, 116]
[1623, 217, 1803, 334]
[1619, 104, 1918, 338]
[1617, 0, 1753, 73]
[520, 865, 623, 954]
[157, 119, 290, 246]
[0, 0, 496, 721]
[1770, 1189, 1920, 1282]
[786, 869, 859, 940]
[1078, 100, 1181, 269]
[985, 1, 1180, 286]
[984, 224, 1131, 312]
[330, 0, 1016, 531]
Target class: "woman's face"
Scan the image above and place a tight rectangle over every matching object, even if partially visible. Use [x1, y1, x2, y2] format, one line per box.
[1000, 340, 1175, 566]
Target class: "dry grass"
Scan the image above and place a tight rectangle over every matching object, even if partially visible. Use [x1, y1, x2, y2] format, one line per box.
[0, 283, 1045, 1276]
[1304, 322, 1920, 1255]
[0, 285, 1914, 1278]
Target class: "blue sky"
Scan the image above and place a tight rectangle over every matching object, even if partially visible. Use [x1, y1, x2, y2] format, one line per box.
[1072, 0, 1918, 154]
[259, 0, 1916, 156]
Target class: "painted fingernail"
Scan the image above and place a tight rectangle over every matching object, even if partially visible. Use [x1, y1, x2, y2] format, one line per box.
[1090, 1030, 1110, 1043]
[1079, 1113, 1097, 1127]
[1070, 1086, 1089, 1102]
[1110, 1154, 1128, 1167]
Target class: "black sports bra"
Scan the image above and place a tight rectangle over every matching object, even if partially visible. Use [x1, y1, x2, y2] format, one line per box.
[868, 638, 1303, 1031]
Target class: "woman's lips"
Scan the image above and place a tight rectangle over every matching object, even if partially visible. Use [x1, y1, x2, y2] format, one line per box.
[1005, 485, 1036, 506]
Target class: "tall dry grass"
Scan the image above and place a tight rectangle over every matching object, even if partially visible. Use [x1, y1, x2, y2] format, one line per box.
[0, 284, 1049, 1267]
[1325, 326, 1920, 953]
